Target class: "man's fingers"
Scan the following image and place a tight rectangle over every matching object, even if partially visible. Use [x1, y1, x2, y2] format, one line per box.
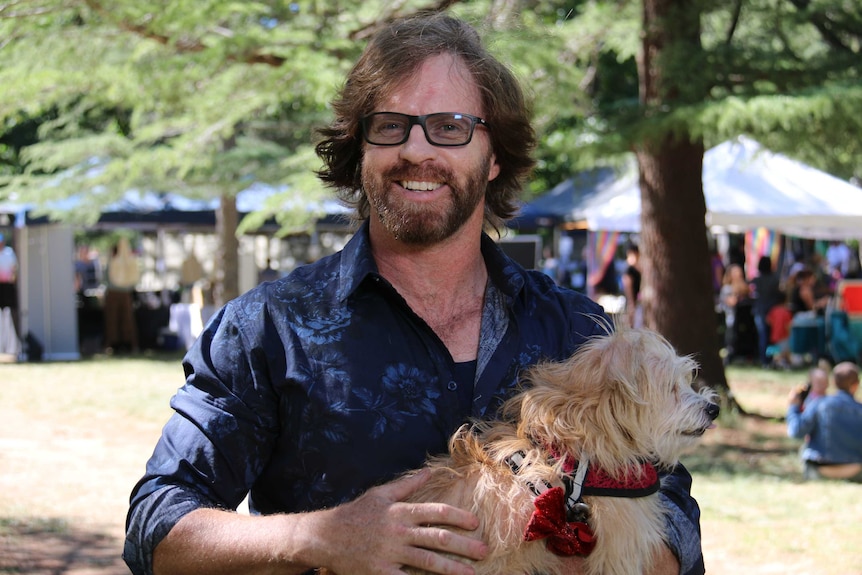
[350, 473, 488, 573]
[401, 501, 480, 532]
[399, 545, 477, 575]
[377, 472, 481, 532]
[379, 469, 431, 501]
[408, 524, 488, 562]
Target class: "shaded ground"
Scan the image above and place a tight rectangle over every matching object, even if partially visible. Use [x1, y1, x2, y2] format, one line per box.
[0, 518, 126, 575]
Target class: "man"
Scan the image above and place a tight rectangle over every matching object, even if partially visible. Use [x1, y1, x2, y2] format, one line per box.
[788, 361, 862, 482]
[125, 13, 704, 575]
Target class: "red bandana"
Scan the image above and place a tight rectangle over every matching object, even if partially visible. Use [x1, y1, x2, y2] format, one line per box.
[523, 486, 597, 557]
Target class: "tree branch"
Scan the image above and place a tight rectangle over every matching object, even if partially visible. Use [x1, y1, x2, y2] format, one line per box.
[348, 0, 460, 41]
[724, 0, 743, 46]
[784, 0, 858, 53]
[80, 0, 288, 65]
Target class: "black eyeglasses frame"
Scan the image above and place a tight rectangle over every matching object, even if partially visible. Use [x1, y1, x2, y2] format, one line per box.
[359, 112, 489, 147]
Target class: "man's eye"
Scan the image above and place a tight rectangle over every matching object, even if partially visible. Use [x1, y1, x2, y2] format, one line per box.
[378, 122, 406, 134]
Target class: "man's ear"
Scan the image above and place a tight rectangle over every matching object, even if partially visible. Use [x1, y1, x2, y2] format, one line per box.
[488, 154, 500, 182]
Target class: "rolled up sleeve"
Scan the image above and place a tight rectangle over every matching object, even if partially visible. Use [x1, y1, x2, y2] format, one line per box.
[659, 464, 705, 575]
[123, 304, 280, 575]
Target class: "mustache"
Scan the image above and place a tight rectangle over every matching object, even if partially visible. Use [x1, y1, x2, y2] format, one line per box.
[382, 160, 455, 184]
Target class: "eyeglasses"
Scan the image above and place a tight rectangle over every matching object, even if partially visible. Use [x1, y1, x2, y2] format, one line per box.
[360, 112, 489, 147]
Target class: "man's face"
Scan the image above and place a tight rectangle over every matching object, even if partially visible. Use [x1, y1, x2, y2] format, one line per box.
[360, 53, 500, 245]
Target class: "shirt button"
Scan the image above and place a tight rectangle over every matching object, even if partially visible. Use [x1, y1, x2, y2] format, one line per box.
[447, 381, 458, 391]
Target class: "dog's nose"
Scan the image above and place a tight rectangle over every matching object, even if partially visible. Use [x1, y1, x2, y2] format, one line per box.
[705, 402, 720, 421]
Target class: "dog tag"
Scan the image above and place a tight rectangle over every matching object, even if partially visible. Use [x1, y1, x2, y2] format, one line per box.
[568, 501, 591, 522]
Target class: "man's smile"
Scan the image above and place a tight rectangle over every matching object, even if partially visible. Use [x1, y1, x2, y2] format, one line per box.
[400, 180, 444, 192]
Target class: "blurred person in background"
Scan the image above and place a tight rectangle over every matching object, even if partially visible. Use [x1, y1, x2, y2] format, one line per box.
[787, 362, 862, 482]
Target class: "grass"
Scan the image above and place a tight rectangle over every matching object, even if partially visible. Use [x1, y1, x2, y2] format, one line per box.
[682, 365, 862, 574]
[1, 357, 860, 574]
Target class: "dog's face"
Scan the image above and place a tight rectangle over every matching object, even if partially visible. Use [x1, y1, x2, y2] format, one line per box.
[514, 326, 719, 473]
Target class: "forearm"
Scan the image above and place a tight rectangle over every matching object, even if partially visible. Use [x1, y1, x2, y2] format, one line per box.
[153, 508, 321, 575]
[152, 473, 488, 575]
[786, 403, 810, 439]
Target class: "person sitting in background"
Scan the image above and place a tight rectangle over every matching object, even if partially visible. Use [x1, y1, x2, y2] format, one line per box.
[787, 362, 862, 482]
[765, 301, 793, 369]
[790, 268, 830, 316]
[803, 367, 829, 409]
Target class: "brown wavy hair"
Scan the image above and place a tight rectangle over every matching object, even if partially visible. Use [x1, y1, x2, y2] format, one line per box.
[315, 12, 536, 232]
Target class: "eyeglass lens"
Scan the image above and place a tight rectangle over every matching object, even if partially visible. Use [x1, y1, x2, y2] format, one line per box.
[362, 112, 484, 146]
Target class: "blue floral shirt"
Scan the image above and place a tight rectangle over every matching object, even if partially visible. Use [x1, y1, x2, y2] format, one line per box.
[124, 222, 705, 575]
[787, 390, 862, 464]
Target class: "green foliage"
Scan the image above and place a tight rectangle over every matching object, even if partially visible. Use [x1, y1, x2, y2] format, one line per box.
[1, 0, 859, 225]
[566, 0, 862, 181]
[0, 0, 413, 225]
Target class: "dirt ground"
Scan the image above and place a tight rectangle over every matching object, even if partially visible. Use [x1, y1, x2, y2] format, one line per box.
[0, 397, 154, 575]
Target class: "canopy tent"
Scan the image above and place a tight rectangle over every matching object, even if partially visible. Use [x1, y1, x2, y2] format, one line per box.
[0, 184, 352, 361]
[580, 137, 862, 239]
[8, 183, 351, 231]
[509, 168, 617, 230]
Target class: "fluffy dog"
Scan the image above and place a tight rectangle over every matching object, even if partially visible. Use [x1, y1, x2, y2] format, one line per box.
[407, 325, 718, 575]
[321, 325, 719, 575]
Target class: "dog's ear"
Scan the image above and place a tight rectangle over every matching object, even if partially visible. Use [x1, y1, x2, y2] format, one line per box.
[590, 329, 650, 401]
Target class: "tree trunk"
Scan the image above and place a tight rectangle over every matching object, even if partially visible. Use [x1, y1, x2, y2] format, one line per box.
[637, 0, 728, 394]
[214, 193, 240, 307]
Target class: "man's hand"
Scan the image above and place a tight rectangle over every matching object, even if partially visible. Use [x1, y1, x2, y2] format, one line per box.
[307, 470, 489, 575]
[788, 384, 809, 407]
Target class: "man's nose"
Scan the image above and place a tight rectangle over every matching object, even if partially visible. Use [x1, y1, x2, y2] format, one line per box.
[399, 124, 436, 162]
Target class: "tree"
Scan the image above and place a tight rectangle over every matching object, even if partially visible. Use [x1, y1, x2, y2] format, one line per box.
[0, 0, 451, 304]
[3, 0, 859, 379]
[635, 1, 723, 392]
[541, 0, 862, 400]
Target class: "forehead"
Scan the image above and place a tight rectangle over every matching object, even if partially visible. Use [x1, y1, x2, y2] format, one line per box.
[378, 53, 483, 116]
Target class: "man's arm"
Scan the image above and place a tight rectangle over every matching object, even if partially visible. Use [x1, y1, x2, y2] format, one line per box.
[151, 471, 488, 575]
[786, 385, 814, 439]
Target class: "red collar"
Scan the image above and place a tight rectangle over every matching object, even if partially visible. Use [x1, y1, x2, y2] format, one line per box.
[510, 450, 660, 557]
[563, 454, 660, 498]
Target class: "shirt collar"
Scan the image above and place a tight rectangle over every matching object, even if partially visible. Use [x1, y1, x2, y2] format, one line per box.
[336, 221, 379, 303]
[335, 220, 527, 303]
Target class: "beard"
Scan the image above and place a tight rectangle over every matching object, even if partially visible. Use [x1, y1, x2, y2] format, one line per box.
[361, 156, 492, 245]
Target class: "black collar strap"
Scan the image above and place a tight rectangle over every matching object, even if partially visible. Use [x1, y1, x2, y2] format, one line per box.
[506, 450, 661, 510]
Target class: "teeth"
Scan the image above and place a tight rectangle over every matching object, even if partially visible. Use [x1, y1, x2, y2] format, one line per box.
[401, 181, 441, 191]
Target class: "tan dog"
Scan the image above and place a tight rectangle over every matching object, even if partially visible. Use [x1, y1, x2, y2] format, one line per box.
[327, 326, 719, 575]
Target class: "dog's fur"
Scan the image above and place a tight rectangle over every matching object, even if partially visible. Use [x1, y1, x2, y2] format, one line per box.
[328, 325, 719, 575]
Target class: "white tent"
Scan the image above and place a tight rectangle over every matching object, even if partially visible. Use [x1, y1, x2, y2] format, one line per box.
[583, 137, 862, 239]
